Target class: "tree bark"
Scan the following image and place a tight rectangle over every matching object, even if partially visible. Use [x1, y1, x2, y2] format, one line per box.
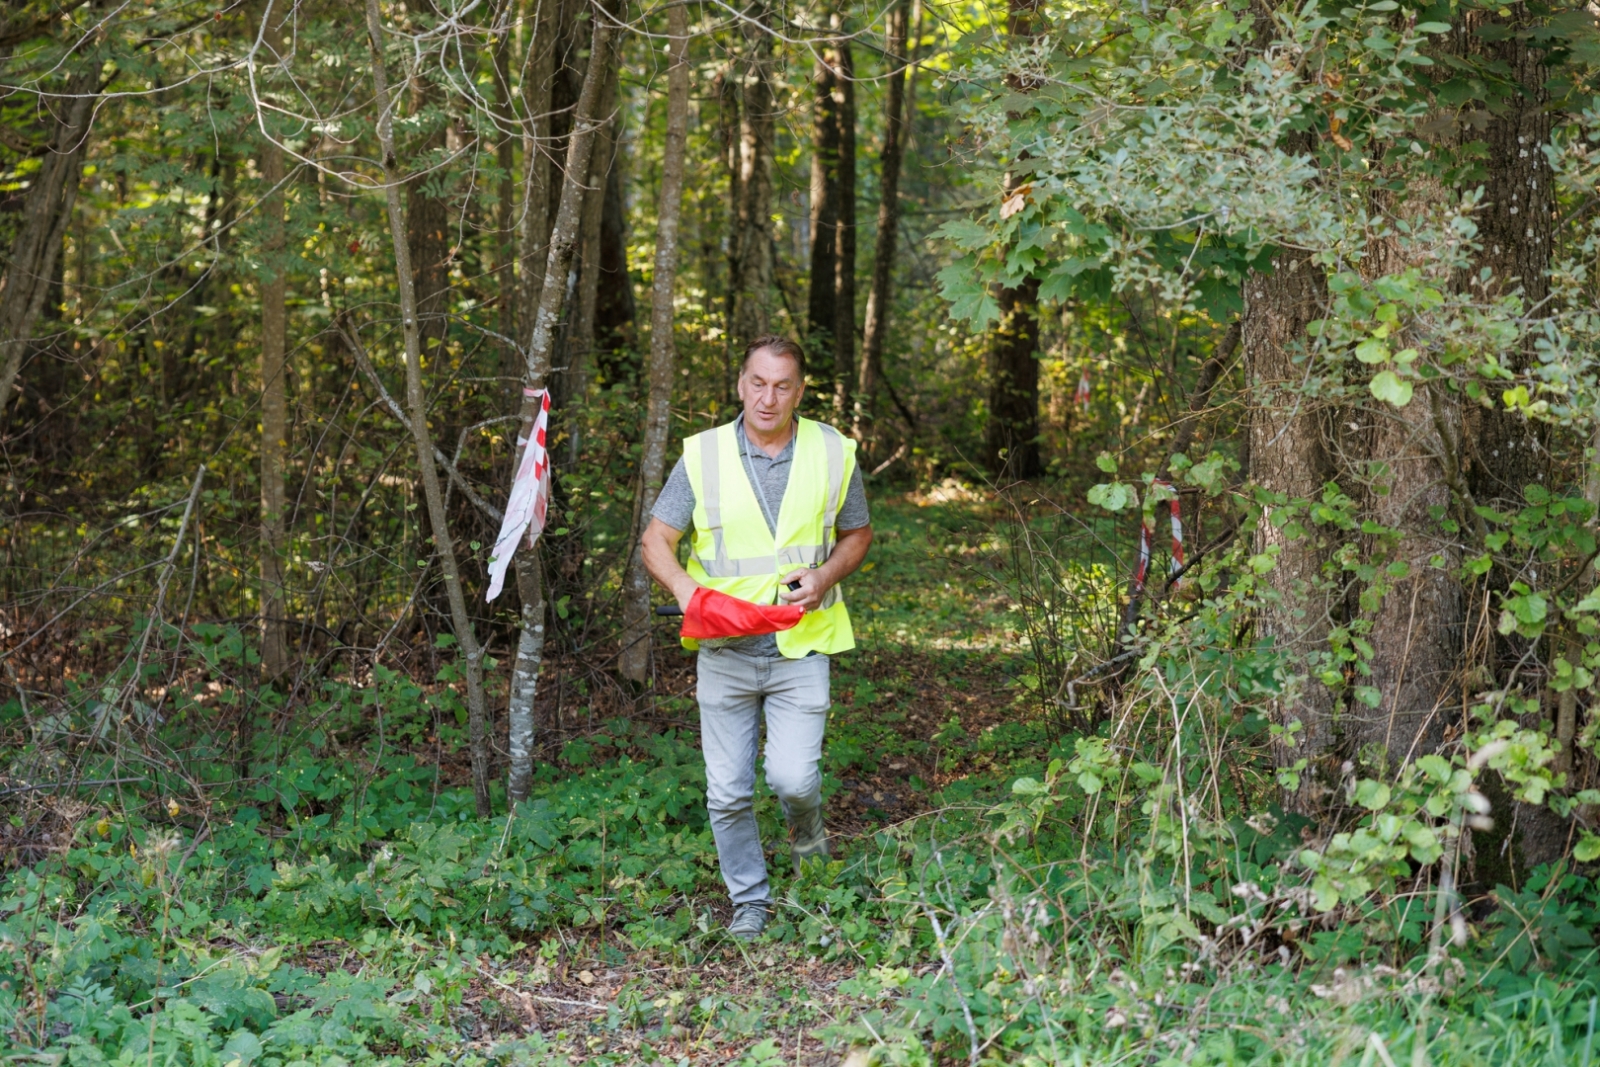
[365, 0, 494, 817]
[855, 0, 912, 440]
[618, 0, 690, 684]
[564, 52, 620, 426]
[0, 67, 97, 421]
[1459, 7, 1552, 514]
[730, 6, 776, 344]
[807, 50, 840, 354]
[259, 124, 290, 681]
[518, 0, 557, 358]
[830, 30, 857, 417]
[1244, 248, 1338, 803]
[505, 6, 617, 802]
[716, 67, 742, 397]
[594, 144, 637, 385]
[406, 90, 451, 370]
[1450, 5, 1562, 876]
[492, 3, 519, 372]
[1349, 385, 1462, 770]
[985, 276, 1042, 477]
[984, 0, 1044, 477]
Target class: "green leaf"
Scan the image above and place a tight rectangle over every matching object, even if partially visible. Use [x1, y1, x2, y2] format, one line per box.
[1415, 754, 1452, 781]
[935, 218, 997, 251]
[1369, 370, 1414, 407]
[1576, 832, 1600, 864]
[1096, 452, 1118, 474]
[1355, 339, 1390, 364]
[1415, 21, 1452, 33]
[1087, 482, 1134, 512]
[1354, 779, 1391, 811]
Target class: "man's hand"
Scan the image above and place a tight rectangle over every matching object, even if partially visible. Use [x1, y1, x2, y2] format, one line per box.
[779, 524, 873, 612]
[778, 568, 829, 612]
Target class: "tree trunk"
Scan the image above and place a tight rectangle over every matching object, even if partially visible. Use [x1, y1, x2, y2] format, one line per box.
[259, 127, 290, 681]
[594, 146, 637, 386]
[0, 68, 97, 421]
[716, 67, 742, 398]
[563, 54, 620, 429]
[807, 51, 840, 355]
[1349, 383, 1462, 770]
[406, 93, 451, 369]
[364, 0, 494, 817]
[1244, 248, 1338, 803]
[855, 0, 912, 441]
[618, 0, 690, 685]
[504, 7, 617, 802]
[984, 0, 1044, 477]
[492, 6, 519, 373]
[984, 276, 1042, 477]
[1451, 5, 1562, 876]
[830, 30, 857, 418]
[730, 7, 776, 344]
[517, 0, 557, 365]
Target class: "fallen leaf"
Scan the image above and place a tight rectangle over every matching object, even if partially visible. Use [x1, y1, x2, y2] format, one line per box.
[577, 970, 595, 985]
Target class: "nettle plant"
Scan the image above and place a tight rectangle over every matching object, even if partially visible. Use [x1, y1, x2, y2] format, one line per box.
[940, 0, 1600, 913]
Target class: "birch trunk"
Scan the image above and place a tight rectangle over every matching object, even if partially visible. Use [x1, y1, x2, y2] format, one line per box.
[854, 0, 911, 440]
[259, 129, 290, 681]
[618, 0, 691, 684]
[364, 0, 494, 817]
[0, 68, 97, 420]
[505, 6, 618, 801]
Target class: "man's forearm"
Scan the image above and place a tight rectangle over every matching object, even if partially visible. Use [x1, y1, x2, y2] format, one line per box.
[641, 519, 699, 609]
[818, 525, 873, 589]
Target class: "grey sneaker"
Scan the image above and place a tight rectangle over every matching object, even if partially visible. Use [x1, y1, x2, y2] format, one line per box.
[789, 803, 830, 873]
[727, 902, 770, 940]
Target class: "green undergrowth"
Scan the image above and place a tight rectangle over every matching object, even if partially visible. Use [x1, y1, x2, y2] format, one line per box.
[7, 497, 1600, 1065]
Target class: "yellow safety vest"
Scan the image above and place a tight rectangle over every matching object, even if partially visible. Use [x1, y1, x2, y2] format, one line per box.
[681, 416, 857, 657]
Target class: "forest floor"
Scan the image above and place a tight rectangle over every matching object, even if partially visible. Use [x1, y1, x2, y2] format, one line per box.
[454, 489, 1038, 1065]
[3, 489, 1061, 1067]
[8, 489, 1600, 1066]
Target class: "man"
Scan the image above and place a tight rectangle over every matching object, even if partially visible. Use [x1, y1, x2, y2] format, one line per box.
[641, 335, 873, 940]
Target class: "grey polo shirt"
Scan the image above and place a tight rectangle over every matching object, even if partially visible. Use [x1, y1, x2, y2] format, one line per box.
[652, 416, 870, 656]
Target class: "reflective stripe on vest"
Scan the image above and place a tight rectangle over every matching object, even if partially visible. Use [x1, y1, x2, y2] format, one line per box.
[681, 417, 856, 656]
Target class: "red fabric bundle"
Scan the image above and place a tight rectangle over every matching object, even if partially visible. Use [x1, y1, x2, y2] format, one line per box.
[680, 586, 804, 639]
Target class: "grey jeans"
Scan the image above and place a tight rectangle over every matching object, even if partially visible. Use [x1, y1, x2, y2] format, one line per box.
[696, 646, 830, 905]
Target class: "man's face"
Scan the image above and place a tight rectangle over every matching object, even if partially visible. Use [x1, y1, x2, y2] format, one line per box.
[737, 348, 804, 434]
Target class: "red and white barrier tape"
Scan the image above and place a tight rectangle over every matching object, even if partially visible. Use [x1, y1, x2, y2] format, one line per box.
[485, 387, 552, 602]
[1133, 479, 1185, 591]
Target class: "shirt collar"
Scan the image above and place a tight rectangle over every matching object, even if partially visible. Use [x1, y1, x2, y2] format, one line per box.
[735, 413, 796, 462]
